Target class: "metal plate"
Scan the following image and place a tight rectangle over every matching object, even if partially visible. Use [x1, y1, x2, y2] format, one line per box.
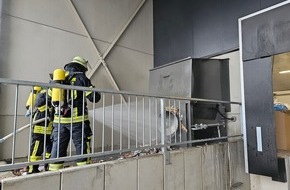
[243, 57, 278, 177]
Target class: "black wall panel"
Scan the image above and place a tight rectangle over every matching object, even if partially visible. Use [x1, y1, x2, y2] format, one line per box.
[191, 0, 223, 58]
[242, 3, 290, 61]
[167, 1, 193, 64]
[153, 1, 193, 67]
[153, 1, 172, 66]
[220, 0, 261, 51]
[243, 57, 278, 177]
[153, 0, 285, 67]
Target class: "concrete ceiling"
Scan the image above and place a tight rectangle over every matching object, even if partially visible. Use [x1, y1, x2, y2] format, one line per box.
[273, 52, 290, 92]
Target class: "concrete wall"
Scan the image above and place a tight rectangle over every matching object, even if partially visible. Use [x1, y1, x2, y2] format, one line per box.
[250, 173, 289, 190]
[1, 171, 61, 190]
[1, 141, 251, 190]
[0, 0, 153, 159]
[248, 157, 290, 190]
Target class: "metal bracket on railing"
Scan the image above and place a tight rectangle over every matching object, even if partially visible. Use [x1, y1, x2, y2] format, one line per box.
[0, 118, 47, 144]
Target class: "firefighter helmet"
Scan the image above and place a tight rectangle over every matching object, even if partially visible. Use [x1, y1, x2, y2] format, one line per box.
[71, 56, 88, 71]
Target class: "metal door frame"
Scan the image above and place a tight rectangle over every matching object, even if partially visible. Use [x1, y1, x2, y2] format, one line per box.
[238, 0, 290, 174]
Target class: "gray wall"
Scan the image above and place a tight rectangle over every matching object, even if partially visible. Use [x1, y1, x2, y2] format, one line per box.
[0, 0, 153, 159]
[153, 0, 285, 67]
[0, 0, 153, 92]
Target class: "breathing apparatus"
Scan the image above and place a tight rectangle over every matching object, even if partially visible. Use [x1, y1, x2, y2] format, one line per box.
[51, 69, 66, 115]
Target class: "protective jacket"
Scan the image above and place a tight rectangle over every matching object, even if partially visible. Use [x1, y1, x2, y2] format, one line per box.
[33, 89, 53, 134]
[53, 64, 101, 124]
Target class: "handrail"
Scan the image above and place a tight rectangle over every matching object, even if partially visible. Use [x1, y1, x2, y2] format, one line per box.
[0, 78, 242, 105]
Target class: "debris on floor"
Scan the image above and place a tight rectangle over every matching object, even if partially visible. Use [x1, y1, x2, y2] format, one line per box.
[120, 148, 161, 159]
[12, 168, 26, 176]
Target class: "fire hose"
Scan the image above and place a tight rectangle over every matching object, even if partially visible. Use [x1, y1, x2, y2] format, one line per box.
[0, 118, 48, 144]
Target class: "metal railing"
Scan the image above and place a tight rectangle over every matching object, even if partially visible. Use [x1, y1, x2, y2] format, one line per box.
[0, 78, 242, 171]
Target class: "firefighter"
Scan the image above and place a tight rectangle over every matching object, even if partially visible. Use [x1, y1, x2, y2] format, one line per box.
[49, 56, 101, 171]
[25, 86, 42, 117]
[26, 86, 53, 174]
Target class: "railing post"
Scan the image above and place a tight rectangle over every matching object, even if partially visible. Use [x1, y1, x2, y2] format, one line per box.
[12, 85, 19, 164]
[160, 98, 170, 165]
[186, 101, 192, 147]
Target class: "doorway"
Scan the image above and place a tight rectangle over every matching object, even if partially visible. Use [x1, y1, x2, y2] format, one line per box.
[239, 1, 290, 177]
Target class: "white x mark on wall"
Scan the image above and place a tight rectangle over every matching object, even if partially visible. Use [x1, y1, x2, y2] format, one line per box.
[67, 0, 147, 103]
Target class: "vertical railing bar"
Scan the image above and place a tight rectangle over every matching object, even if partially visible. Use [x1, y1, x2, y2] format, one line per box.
[102, 93, 105, 152]
[92, 91, 96, 154]
[12, 85, 19, 164]
[57, 89, 61, 159]
[179, 100, 182, 143]
[149, 98, 152, 146]
[43, 88, 48, 161]
[142, 97, 145, 147]
[155, 98, 158, 145]
[135, 96, 138, 148]
[160, 98, 171, 167]
[174, 100, 177, 144]
[160, 99, 165, 151]
[120, 94, 123, 150]
[217, 126, 221, 138]
[128, 96, 131, 149]
[161, 98, 170, 165]
[168, 99, 171, 144]
[27, 86, 33, 163]
[186, 101, 192, 146]
[81, 91, 85, 155]
[70, 90, 74, 157]
[111, 94, 114, 151]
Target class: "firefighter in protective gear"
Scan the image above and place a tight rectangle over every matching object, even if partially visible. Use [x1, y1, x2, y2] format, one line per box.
[49, 56, 101, 171]
[26, 85, 53, 174]
[25, 86, 42, 117]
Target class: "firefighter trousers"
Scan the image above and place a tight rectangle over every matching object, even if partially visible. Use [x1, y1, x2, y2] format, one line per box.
[27, 133, 52, 173]
[49, 121, 92, 171]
